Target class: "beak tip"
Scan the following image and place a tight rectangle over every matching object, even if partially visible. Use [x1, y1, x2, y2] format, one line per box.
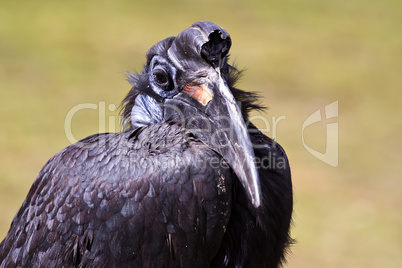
[251, 189, 262, 208]
[253, 198, 262, 209]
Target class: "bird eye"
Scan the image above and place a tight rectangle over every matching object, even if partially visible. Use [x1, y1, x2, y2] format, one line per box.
[152, 68, 173, 91]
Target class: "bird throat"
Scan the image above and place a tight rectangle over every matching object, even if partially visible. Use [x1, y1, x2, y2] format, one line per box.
[131, 93, 163, 128]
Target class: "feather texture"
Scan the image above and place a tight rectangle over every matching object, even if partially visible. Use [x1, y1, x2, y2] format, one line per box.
[0, 125, 233, 267]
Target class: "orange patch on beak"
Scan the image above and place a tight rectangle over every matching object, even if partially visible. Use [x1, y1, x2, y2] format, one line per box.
[183, 84, 213, 106]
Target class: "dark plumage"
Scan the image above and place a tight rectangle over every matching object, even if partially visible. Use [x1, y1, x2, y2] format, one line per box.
[0, 21, 293, 267]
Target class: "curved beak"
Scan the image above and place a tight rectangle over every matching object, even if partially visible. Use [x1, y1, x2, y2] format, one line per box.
[205, 75, 261, 208]
[165, 21, 262, 208]
[165, 73, 262, 208]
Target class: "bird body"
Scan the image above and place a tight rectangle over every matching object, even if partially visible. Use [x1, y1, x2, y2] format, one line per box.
[0, 21, 293, 267]
[1, 124, 235, 267]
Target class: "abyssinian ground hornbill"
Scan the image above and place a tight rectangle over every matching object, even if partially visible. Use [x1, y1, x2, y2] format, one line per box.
[0, 21, 293, 267]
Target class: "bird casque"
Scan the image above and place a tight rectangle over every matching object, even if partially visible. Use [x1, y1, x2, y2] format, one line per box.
[0, 21, 293, 267]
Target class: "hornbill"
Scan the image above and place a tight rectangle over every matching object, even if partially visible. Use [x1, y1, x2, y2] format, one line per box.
[0, 21, 293, 267]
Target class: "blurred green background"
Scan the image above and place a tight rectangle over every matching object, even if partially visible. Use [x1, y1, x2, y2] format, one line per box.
[1, 0, 401, 267]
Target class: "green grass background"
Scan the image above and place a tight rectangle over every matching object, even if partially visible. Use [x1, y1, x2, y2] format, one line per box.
[1, 0, 401, 267]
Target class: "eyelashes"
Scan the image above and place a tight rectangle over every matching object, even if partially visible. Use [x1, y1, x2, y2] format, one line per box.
[152, 67, 174, 91]
[148, 55, 179, 99]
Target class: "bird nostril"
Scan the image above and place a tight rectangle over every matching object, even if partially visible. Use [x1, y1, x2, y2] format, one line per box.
[201, 30, 232, 69]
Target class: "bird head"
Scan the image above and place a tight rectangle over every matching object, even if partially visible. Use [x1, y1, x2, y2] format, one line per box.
[121, 21, 261, 208]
